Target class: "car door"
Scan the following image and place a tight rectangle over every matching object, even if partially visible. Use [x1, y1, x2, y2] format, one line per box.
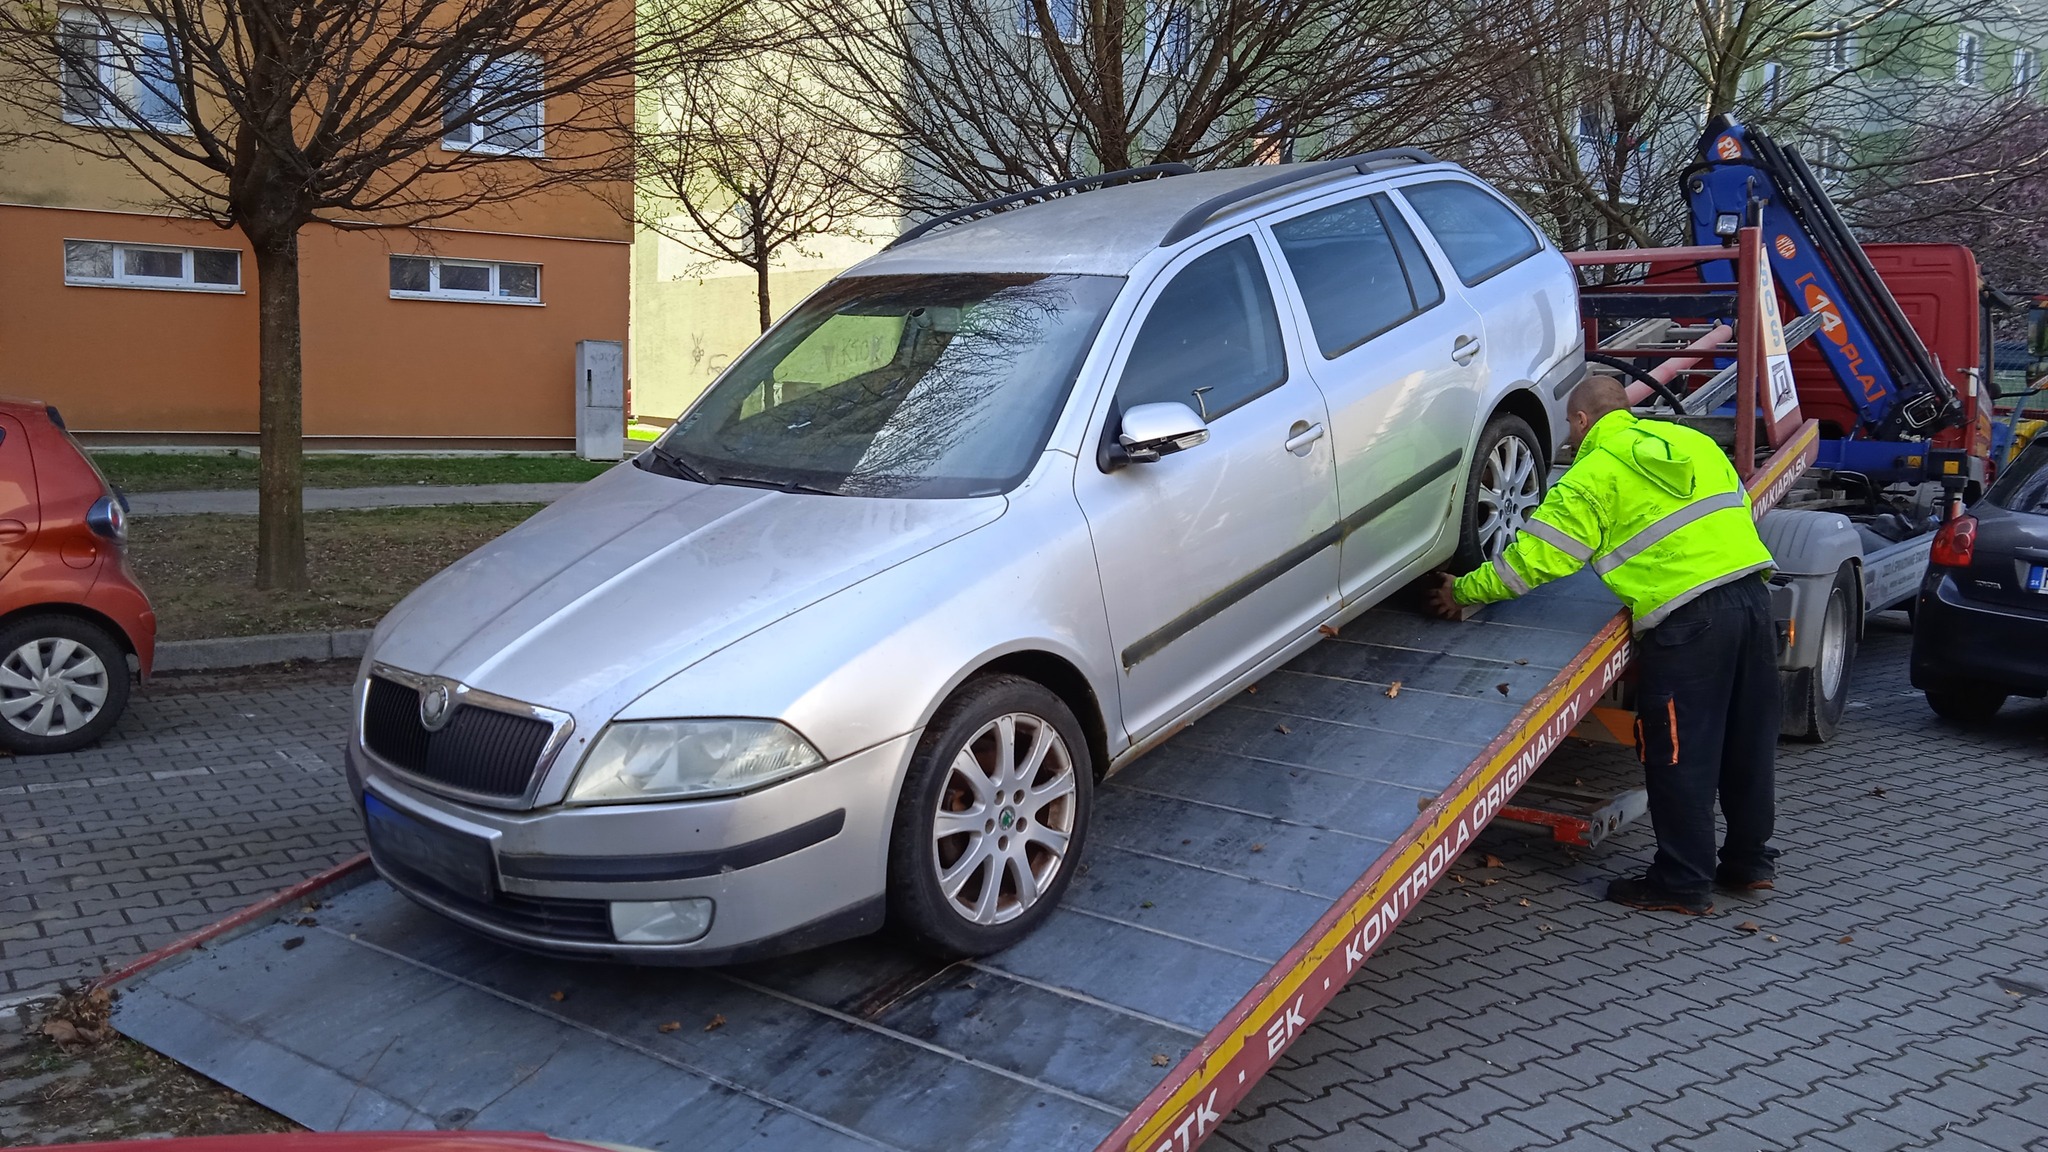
[1074, 230, 1340, 744]
[1263, 190, 1485, 601]
[0, 415, 39, 581]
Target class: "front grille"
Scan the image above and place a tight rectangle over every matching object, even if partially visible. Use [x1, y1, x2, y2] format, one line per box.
[382, 856, 614, 943]
[363, 676, 555, 799]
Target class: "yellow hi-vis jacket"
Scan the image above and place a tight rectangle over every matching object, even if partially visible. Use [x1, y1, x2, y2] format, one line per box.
[1452, 410, 1776, 632]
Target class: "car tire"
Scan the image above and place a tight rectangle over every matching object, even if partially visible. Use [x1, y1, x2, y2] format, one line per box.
[1925, 686, 2006, 724]
[1454, 413, 1546, 574]
[1782, 562, 1858, 743]
[0, 614, 131, 755]
[887, 674, 1092, 959]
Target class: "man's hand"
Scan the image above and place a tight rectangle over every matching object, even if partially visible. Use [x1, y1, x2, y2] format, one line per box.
[1425, 572, 1464, 620]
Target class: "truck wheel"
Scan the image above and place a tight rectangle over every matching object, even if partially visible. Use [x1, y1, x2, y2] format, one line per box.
[888, 675, 1092, 958]
[0, 614, 131, 755]
[1454, 413, 1546, 573]
[1782, 563, 1858, 743]
[1925, 686, 2006, 724]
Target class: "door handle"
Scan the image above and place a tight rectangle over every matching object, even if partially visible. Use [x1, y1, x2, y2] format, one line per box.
[1284, 422, 1325, 455]
[1452, 334, 1483, 364]
[0, 520, 25, 539]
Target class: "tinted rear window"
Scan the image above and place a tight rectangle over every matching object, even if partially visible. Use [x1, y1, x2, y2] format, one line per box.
[1401, 180, 1543, 286]
[1272, 193, 1443, 359]
[1987, 438, 2048, 513]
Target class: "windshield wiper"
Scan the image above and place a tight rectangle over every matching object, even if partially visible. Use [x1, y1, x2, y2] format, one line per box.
[715, 472, 843, 496]
[641, 442, 715, 485]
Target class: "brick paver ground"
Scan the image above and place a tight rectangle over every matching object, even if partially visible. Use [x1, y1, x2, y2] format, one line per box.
[1218, 618, 2048, 1151]
[3, 621, 2044, 1151]
[0, 663, 360, 1000]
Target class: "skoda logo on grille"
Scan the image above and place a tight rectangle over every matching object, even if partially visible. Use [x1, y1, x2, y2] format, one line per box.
[419, 682, 455, 732]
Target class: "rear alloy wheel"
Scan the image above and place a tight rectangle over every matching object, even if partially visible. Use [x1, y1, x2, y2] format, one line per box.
[1784, 562, 1858, 743]
[0, 615, 130, 755]
[889, 675, 1091, 957]
[1454, 413, 1546, 573]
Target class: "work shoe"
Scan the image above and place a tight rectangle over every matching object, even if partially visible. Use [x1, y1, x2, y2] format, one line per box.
[1714, 865, 1776, 892]
[1607, 876, 1713, 916]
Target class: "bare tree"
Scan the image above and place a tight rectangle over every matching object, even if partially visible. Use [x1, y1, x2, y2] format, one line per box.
[638, 59, 889, 332]
[791, 0, 1506, 214]
[1856, 101, 2048, 293]
[0, 0, 753, 589]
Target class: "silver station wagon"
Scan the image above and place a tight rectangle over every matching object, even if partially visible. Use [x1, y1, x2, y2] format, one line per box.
[348, 150, 1584, 962]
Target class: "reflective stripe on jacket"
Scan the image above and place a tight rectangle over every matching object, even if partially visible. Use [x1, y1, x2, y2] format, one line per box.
[1452, 410, 1775, 633]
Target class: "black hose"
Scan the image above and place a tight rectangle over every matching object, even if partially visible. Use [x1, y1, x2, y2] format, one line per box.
[1586, 352, 1692, 412]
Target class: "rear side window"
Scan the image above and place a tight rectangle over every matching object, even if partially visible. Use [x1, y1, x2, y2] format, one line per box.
[1987, 438, 2048, 513]
[1117, 237, 1287, 421]
[1401, 180, 1543, 287]
[1272, 193, 1444, 359]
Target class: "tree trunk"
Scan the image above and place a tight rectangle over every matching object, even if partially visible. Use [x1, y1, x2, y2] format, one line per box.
[755, 257, 771, 333]
[251, 234, 307, 592]
[751, 207, 771, 333]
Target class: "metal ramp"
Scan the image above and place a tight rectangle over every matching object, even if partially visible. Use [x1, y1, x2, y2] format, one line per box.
[111, 575, 1630, 1152]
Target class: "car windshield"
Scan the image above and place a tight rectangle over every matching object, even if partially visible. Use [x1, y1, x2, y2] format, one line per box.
[1987, 438, 2048, 514]
[651, 272, 1124, 499]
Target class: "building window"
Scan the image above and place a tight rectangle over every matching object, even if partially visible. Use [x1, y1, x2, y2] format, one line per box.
[55, 7, 184, 131]
[1145, 3, 1192, 76]
[389, 256, 541, 303]
[442, 53, 543, 156]
[1758, 61, 1783, 110]
[1252, 96, 1293, 164]
[2015, 48, 2039, 94]
[1810, 137, 1849, 186]
[1019, 0, 1081, 43]
[1958, 32, 1983, 87]
[63, 240, 239, 292]
[1815, 22, 1852, 72]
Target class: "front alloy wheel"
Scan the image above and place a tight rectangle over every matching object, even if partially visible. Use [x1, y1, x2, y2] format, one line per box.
[890, 675, 1093, 957]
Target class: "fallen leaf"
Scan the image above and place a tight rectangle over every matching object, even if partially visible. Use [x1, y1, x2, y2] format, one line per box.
[40, 1019, 79, 1047]
[1140, 901, 1155, 909]
[704, 1015, 727, 1032]
[1417, 794, 1433, 811]
[1767, 935, 1779, 942]
[657, 1021, 681, 1033]
[1483, 878, 1499, 886]
[1540, 924, 1552, 932]
[1871, 787, 1887, 797]
[1386, 680, 1403, 698]
[1250, 843, 1266, 853]
[1517, 898, 1530, 907]
[1737, 921, 1760, 933]
[1246, 685, 1259, 694]
[549, 990, 566, 1002]
[1514, 658, 1529, 665]
[1452, 873, 1467, 885]
[294, 916, 319, 927]
[1318, 624, 1340, 638]
[1180, 838, 1192, 845]
[1484, 854, 1503, 869]
[1152, 1053, 1170, 1067]
[1496, 683, 1511, 695]
[1275, 724, 1292, 734]
[1839, 935, 1854, 945]
[282, 936, 305, 951]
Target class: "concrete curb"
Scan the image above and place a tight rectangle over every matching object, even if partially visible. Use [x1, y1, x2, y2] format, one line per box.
[155, 629, 372, 673]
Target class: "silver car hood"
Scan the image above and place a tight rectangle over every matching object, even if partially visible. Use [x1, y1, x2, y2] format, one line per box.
[370, 461, 1005, 720]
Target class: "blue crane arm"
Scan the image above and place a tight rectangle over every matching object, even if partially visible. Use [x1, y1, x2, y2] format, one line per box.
[1684, 116, 1959, 440]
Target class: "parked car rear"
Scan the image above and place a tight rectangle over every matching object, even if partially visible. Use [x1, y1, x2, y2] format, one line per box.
[1911, 435, 2048, 721]
[0, 399, 154, 752]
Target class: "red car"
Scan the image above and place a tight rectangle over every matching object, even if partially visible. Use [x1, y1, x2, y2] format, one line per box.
[0, 398, 154, 753]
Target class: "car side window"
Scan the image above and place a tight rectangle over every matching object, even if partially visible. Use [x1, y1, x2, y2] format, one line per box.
[1400, 180, 1543, 287]
[1272, 193, 1444, 359]
[1116, 236, 1287, 422]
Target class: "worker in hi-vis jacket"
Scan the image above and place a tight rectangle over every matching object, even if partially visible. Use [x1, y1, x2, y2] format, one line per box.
[1428, 375, 1780, 915]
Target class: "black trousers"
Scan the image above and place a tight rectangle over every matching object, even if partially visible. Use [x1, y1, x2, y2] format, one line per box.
[1632, 575, 1781, 896]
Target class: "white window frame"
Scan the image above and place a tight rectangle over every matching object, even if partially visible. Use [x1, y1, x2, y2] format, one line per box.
[1018, 0, 1081, 44]
[2014, 48, 2038, 94]
[1144, 2, 1193, 77]
[1810, 137, 1849, 187]
[1958, 32, 1983, 87]
[1815, 23, 1853, 72]
[1759, 61, 1784, 110]
[441, 51, 545, 157]
[388, 255, 543, 305]
[56, 6, 187, 133]
[62, 239, 241, 293]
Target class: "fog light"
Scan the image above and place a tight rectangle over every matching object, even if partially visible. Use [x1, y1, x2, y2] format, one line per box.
[609, 898, 714, 944]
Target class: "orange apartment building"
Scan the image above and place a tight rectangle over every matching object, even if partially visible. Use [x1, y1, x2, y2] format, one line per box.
[0, 8, 630, 450]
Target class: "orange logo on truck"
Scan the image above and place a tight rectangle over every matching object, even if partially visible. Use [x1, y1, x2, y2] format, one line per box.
[1795, 273, 1884, 402]
[1775, 234, 1797, 259]
[1715, 134, 1744, 160]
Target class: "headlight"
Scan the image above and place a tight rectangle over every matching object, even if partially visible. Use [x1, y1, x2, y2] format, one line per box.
[566, 719, 824, 804]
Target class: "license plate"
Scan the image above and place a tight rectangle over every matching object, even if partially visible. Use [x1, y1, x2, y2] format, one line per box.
[2030, 565, 2047, 594]
[364, 793, 495, 903]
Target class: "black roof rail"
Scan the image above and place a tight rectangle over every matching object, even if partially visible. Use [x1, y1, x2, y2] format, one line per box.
[886, 163, 1196, 250]
[1157, 147, 1443, 247]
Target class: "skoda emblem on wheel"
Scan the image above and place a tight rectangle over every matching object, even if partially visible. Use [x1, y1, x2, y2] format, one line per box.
[419, 682, 454, 731]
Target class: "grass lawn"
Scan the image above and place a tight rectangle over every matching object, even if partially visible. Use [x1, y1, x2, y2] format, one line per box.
[93, 452, 616, 493]
[129, 504, 543, 642]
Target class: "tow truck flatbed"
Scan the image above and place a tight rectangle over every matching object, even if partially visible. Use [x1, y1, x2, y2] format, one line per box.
[109, 574, 1637, 1152]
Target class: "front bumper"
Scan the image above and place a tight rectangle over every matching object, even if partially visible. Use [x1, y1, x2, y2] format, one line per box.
[1910, 573, 2048, 698]
[346, 731, 914, 963]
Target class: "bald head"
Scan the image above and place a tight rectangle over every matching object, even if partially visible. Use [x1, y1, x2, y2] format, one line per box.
[1564, 374, 1630, 450]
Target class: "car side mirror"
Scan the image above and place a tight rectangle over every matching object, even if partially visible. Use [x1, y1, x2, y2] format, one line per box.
[1111, 402, 1210, 469]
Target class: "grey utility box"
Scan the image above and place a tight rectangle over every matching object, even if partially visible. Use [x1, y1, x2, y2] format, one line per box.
[575, 339, 626, 461]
